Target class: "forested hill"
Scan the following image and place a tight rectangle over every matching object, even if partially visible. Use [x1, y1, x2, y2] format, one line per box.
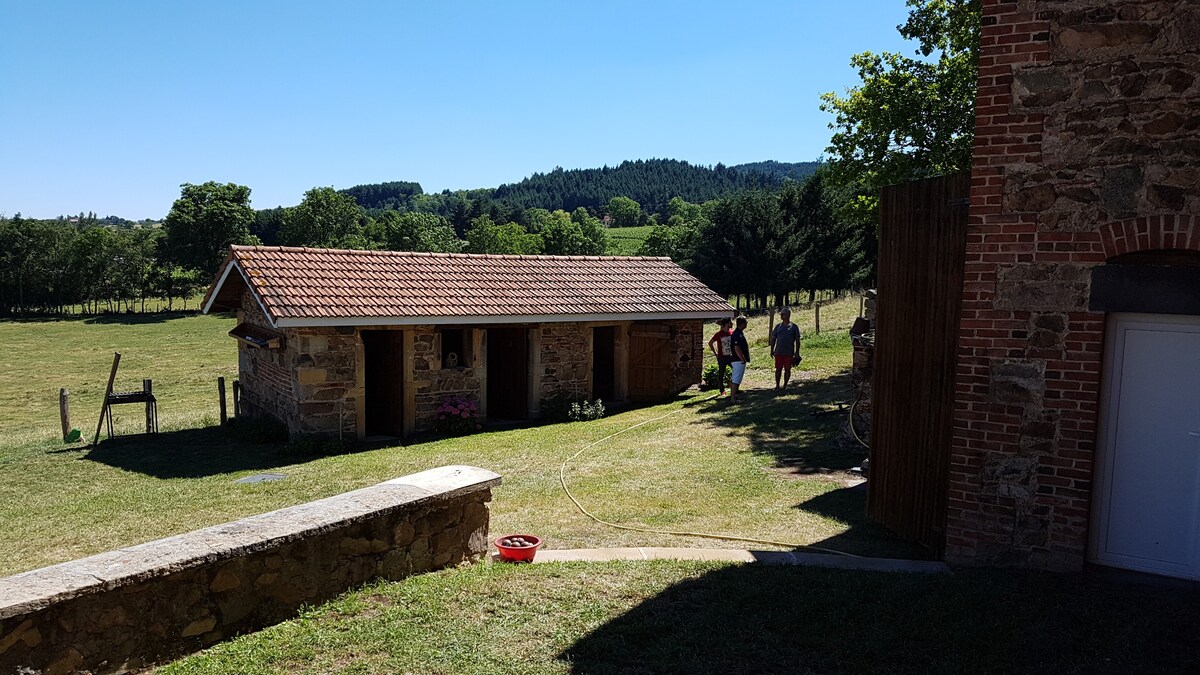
[340, 159, 819, 214]
[730, 160, 821, 183]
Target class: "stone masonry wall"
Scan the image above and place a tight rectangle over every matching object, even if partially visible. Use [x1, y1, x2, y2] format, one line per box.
[947, 0, 1200, 569]
[0, 466, 499, 675]
[662, 319, 704, 394]
[237, 294, 359, 438]
[411, 327, 484, 432]
[538, 322, 592, 401]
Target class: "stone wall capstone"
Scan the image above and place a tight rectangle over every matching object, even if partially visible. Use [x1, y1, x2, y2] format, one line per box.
[0, 466, 500, 675]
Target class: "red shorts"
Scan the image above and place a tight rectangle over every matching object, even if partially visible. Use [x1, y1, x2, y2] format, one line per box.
[775, 354, 795, 369]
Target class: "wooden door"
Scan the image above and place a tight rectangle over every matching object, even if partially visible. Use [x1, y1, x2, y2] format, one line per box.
[487, 327, 528, 420]
[1091, 313, 1200, 580]
[628, 329, 671, 401]
[867, 173, 970, 556]
[362, 330, 404, 437]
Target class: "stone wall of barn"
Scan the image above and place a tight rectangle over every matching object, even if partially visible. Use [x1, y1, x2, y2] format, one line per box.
[947, 0, 1200, 569]
[0, 466, 499, 675]
[537, 322, 593, 403]
[236, 294, 359, 438]
[663, 319, 704, 394]
[411, 327, 485, 433]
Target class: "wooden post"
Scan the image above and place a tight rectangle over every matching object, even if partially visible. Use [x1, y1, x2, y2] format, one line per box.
[232, 380, 241, 418]
[218, 376, 227, 425]
[90, 352, 121, 448]
[860, 295, 865, 317]
[59, 388, 70, 442]
[143, 379, 153, 434]
[769, 307, 776, 334]
[815, 303, 822, 335]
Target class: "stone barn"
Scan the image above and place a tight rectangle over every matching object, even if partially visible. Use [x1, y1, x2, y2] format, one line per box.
[946, 0, 1200, 579]
[202, 246, 731, 439]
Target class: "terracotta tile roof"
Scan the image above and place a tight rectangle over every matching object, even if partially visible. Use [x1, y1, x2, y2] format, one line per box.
[203, 245, 732, 325]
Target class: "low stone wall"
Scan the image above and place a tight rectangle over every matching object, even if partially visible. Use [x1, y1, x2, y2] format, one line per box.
[0, 466, 500, 675]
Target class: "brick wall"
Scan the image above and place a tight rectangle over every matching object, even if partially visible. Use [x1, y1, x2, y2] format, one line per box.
[947, 0, 1200, 569]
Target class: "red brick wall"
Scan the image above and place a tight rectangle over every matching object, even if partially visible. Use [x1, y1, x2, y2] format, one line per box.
[947, 0, 1200, 569]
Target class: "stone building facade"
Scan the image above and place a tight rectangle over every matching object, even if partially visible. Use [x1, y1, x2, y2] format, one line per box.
[208, 247, 726, 441]
[947, 0, 1200, 570]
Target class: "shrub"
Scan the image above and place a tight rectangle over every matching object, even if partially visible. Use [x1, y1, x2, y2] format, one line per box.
[434, 394, 480, 435]
[541, 394, 605, 422]
[701, 363, 732, 391]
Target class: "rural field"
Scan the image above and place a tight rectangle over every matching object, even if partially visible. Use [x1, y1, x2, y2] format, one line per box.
[604, 224, 654, 255]
[0, 296, 892, 577]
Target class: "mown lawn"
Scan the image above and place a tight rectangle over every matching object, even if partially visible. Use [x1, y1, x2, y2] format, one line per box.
[162, 559, 1200, 674]
[0, 297, 894, 577]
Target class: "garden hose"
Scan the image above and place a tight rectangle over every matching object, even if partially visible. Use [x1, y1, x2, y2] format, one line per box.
[558, 395, 860, 558]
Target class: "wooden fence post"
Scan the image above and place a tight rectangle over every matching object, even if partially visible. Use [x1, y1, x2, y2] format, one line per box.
[59, 388, 70, 442]
[218, 376, 227, 425]
[143, 379, 153, 434]
[232, 380, 241, 418]
[815, 303, 822, 335]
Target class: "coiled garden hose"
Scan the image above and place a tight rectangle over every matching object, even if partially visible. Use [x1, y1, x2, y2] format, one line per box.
[558, 395, 859, 557]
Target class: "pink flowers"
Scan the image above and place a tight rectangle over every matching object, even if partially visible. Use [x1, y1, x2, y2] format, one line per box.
[433, 395, 479, 435]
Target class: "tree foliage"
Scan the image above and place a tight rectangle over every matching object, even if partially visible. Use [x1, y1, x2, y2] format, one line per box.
[279, 187, 365, 247]
[161, 182, 254, 274]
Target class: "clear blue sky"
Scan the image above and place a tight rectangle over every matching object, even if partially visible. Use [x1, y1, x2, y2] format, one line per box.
[0, 1, 915, 219]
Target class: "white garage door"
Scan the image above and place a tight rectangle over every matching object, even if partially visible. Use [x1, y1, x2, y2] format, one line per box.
[1091, 313, 1200, 579]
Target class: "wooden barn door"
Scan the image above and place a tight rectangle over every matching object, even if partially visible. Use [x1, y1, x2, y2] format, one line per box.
[629, 327, 671, 401]
[487, 327, 528, 420]
[867, 173, 970, 556]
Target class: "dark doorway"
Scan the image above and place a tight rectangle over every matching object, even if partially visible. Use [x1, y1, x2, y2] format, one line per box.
[362, 330, 404, 437]
[592, 326, 616, 400]
[487, 327, 528, 420]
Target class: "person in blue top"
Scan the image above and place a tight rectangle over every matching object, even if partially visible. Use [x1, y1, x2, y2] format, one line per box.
[729, 316, 750, 403]
[769, 307, 802, 390]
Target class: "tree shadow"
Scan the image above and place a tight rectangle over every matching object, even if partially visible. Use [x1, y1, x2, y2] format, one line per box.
[792, 483, 925, 559]
[557, 561, 1200, 674]
[82, 426, 313, 479]
[688, 367, 864, 475]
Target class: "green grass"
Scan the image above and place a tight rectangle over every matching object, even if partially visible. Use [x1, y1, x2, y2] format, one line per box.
[605, 225, 655, 255]
[161, 559, 1200, 674]
[0, 297, 899, 577]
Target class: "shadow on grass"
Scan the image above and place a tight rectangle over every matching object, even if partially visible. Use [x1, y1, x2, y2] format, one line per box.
[0, 310, 214, 325]
[82, 426, 309, 479]
[559, 563, 1200, 674]
[690, 367, 863, 474]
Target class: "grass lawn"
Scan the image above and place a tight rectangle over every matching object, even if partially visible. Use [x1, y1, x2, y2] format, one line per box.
[604, 225, 655, 255]
[161, 560, 1200, 674]
[0, 297, 899, 577]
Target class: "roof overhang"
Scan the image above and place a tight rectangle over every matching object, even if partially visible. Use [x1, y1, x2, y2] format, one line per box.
[202, 259, 279, 328]
[274, 310, 730, 328]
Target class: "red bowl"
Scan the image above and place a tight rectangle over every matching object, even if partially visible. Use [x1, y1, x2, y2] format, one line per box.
[494, 533, 542, 562]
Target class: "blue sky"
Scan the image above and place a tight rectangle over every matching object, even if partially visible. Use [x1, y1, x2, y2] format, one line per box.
[0, 1, 915, 219]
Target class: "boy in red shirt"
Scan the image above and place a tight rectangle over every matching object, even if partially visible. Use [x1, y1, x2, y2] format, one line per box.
[707, 318, 734, 396]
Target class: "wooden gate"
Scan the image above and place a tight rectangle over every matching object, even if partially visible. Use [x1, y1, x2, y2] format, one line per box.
[867, 173, 970, 556]
[628, 328, 671, 401]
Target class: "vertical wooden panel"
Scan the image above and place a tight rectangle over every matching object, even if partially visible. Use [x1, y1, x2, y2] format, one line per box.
[867, 173, 970, 556]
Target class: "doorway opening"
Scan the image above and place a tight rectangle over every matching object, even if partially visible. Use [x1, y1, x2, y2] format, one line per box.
[487, 327, 528, 420]
[362, 330, 404, 437]
[592, 326, 616, 401]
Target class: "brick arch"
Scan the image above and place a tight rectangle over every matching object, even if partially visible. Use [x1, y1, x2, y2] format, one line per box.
[1099, 215, 1200, 260]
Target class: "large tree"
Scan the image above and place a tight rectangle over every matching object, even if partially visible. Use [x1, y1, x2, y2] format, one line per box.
[821, 0, 980, 187]
[161, 181, 254, 274]
[279, 187, 365, 247]
[605, 196, 644, 228]
[820, 0, 980, 269]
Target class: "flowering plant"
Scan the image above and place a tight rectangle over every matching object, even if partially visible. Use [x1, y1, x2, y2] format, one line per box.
[433, 394, 480, 435]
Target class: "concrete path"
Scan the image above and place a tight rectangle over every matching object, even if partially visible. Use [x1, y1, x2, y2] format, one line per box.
[494, 547, 951, 574]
